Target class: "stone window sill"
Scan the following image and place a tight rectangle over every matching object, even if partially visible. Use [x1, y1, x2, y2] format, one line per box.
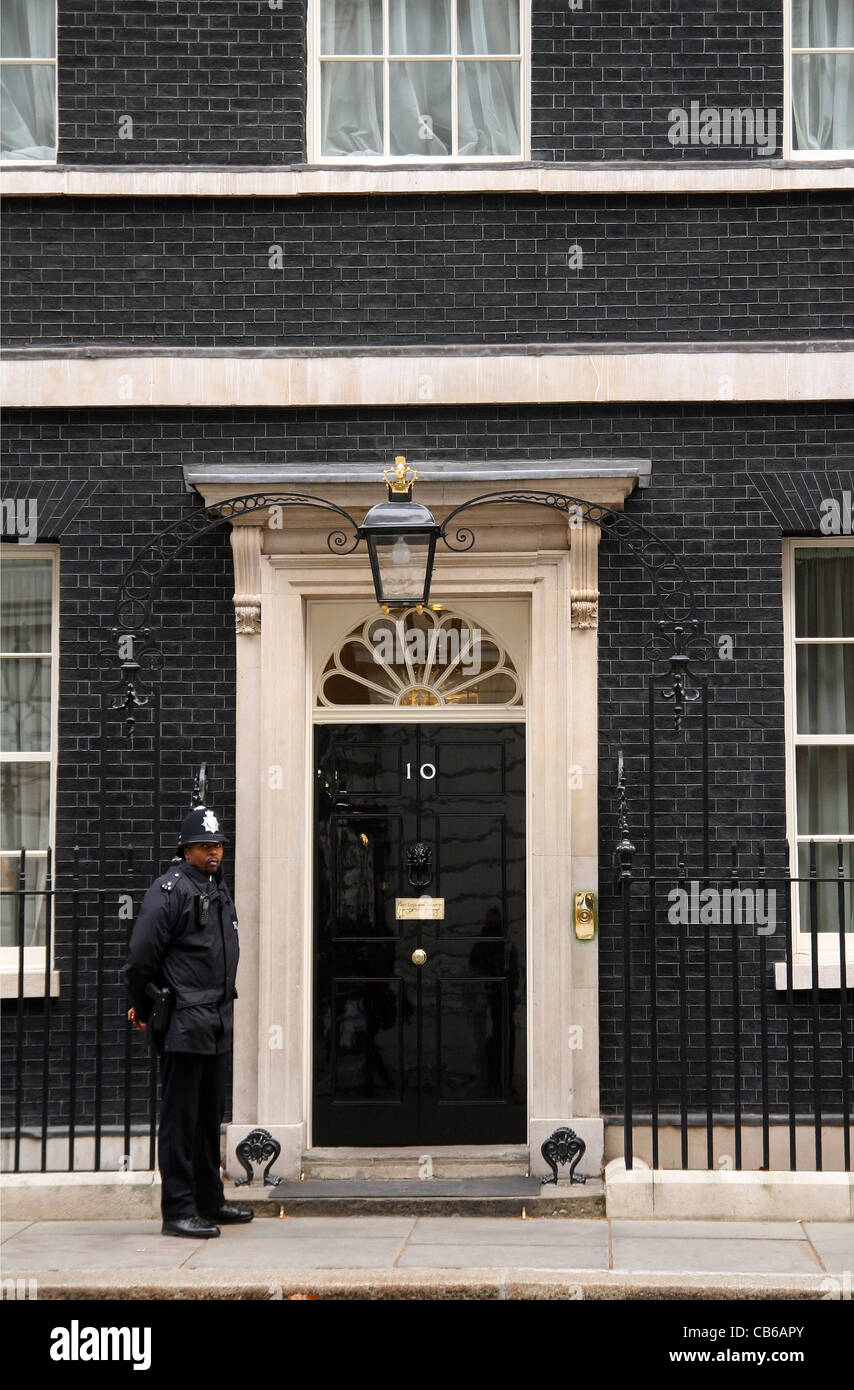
[774, 960, 853, 991]
[0, 969, 61, 999]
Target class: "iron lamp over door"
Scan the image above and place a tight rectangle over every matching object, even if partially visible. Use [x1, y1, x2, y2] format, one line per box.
[358, 457, 442, 610]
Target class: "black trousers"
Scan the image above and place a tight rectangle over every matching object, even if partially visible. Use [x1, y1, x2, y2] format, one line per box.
[158, 1050, 228, 1220]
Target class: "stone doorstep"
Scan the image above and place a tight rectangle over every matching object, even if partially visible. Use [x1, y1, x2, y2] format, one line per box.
[8, 1269, 835, 1302]
[250, 1179, 605, 1219]
[301, 1145, 530, 1181]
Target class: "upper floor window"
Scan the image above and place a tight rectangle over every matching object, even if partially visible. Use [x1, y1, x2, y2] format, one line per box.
[788, 0, 854, 156]
[783, 540, 853, 953]
[0, 0, 56, 163]
[0, 547, 58, 954]
[311, 0, 526, 161]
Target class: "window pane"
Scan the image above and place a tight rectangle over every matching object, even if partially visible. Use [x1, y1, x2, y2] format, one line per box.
[321, 60, 383, 155]
[796, 643, 854, 734]
[389, 0, 451, 55]
[458, 60, 520, 155]
[792, 53, 854, 151]
[796, 746, 854, 836]
[795, 547, 854, 637]
[320, 0, 381, 55]
[797, 840, 854, 935]
[0, 853, 48, 947]
[0, 556, 53, 652]
[0, 0, 55, 59]
[792, 0, 854, 51]
[0, 62, 55, 159]
[389, 60, 451, 155]
[458, 0, 520, 54]
[1, 657, 51, 751]
[0, 762, 50, 850]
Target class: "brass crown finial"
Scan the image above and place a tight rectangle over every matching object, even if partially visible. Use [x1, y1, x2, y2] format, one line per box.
[384, 455, 418, 495]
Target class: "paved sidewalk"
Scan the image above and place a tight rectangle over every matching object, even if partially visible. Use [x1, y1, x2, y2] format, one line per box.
[2, 1216, 851, 1299]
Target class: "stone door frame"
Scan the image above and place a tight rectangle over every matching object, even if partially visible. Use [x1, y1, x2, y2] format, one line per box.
[224, 530, 604, 1179]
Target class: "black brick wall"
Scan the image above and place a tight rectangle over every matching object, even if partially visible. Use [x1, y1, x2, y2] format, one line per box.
[531, 0, 784, 161]
[55, 2, 785, 164]
[58, 0, 308, 165]
[4, 193, 852, 347]
[2, 402, 851, 1127]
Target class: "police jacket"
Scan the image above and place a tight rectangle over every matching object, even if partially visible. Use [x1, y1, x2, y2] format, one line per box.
[123, 861, 239, 1055]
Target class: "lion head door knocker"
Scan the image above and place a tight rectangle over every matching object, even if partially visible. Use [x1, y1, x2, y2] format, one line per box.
[407, 842, 433, 889]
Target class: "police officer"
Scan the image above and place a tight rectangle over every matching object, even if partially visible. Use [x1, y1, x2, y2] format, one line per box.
[123, 806, 253, 1237]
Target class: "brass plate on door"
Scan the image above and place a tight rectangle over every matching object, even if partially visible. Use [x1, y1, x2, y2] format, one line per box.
[395, 897, 445, 920]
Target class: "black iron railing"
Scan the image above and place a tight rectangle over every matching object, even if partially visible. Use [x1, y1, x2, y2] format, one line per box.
[3, 837, 851, 1174]
[1, 847, 160, 1173]
[614, 833, 852, 1173]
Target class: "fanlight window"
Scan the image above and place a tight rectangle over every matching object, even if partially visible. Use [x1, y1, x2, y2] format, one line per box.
[318, 606, 523, 708]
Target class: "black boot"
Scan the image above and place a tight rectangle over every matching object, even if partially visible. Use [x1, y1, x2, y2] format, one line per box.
[198, 1203, 254, 1224]
[161, 1214, 221, 1237]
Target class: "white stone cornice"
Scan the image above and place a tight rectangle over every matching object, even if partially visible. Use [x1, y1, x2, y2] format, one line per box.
[3, 346, 852, 407]
[2, 161, 853, 198]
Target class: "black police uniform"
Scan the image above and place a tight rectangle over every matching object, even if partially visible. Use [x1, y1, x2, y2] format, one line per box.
[123, 834, 240, 1223]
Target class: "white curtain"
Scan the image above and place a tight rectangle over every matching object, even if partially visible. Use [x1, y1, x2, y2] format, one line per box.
[794, 547, 854, 933]
[792, 0, 854, 151]
[1, 658, 51, 752]
[321, 0, 520, 157]
[458, 58, 519, 156]
[0, 0, 56, 161]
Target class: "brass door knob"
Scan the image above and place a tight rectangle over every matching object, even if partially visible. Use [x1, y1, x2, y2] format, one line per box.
[411, 948, 427, 966]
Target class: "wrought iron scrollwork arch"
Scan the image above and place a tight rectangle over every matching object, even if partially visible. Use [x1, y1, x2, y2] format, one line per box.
[106, 487, 708, 734]
[441, 491, 709, 730]
[113, 492, 361, 636]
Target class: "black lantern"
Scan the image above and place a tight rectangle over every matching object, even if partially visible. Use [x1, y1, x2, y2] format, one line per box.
[359, 458, 442, 610]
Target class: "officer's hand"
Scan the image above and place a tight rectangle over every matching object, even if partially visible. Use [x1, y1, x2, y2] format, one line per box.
[127, 1007, 146, 1032]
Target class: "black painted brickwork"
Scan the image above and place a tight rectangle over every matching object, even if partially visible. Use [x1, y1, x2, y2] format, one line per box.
[531, 0, 784, 161]
[55, 2, 784, 164]
[1, 402, 852, 1126]
[58, 0, 308, 165]
[4, 194, 852, 348]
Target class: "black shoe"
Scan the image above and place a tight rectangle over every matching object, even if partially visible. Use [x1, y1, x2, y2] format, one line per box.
[199, 1203, 254, 1225]
[161, 1215, 220, 1238]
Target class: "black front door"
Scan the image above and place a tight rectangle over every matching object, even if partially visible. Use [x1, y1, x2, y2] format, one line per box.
[313, 723, 526, 1146]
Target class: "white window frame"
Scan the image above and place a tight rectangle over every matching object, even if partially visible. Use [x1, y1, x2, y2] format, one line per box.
[782, 537, 854, 971]
[784, 0, 854, 160]
[0, 544, 60, 994]
[0, 0, 58, 167]
[307, 0, 531, 164]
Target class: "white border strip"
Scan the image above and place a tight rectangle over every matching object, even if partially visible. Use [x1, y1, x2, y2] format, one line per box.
[3, 350, 852, 407]
[2, 163, 853, 197]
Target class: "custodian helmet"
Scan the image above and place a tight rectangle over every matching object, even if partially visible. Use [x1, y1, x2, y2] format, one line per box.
[177, 806, 228, 848]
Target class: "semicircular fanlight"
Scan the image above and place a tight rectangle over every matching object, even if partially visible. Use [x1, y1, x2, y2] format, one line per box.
[317, 606, 523, 709]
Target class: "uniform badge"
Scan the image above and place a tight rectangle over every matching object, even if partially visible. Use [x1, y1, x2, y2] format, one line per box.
[202, 810, 220, 833]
